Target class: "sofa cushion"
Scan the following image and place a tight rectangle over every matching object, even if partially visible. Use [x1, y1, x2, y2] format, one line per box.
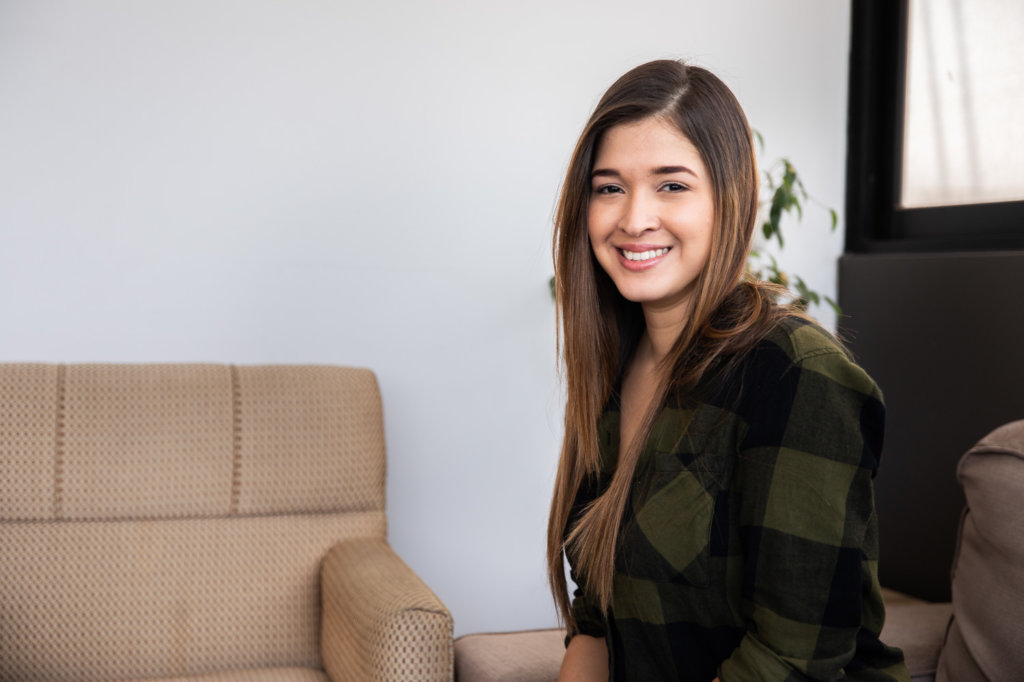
[455, 629, 566, 682]
[878, 590, 951, 682]
[0, 364, 386, 523]
[937, 420, 1024, 682]
[0, 512, 385, 681]
[233, 365, 386, 516]
[0, 364, 61, 520]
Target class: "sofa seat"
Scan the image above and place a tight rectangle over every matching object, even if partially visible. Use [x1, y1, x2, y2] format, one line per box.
[879, 590, 953, 682]
[454, 589, 952, 682]
[454, 629, 567, 682]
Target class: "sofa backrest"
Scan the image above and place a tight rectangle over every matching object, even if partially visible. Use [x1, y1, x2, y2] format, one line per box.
[0, 363, 387, 681]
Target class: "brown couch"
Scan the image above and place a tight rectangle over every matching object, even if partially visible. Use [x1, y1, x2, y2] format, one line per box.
[455, 420, 1024, 682]
[0, 363, 453, 681]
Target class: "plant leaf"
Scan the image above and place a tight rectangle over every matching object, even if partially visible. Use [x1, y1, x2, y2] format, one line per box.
[751, 131, 839, 318]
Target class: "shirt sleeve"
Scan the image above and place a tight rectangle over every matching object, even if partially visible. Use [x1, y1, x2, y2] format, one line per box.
[566, 562, 607, 643]
[564, 474, 609, 645]
[719, 340, 886, 682]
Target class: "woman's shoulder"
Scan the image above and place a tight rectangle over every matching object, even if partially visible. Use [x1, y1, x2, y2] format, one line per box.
[733, 314, 886, 472]
[757, 314, 849, 362]
[742, 314, 881, 402]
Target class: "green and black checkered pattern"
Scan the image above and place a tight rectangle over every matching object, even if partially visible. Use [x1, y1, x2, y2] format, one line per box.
[568, 317, 909, 682]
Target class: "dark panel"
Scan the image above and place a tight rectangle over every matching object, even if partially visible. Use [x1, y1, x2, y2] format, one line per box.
[838, 251, 1024, 602]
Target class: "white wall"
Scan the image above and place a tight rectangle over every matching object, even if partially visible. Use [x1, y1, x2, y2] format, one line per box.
[0, 0, 850, 636]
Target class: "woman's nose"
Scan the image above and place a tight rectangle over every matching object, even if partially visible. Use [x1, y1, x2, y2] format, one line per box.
[620, 192, 659, 235]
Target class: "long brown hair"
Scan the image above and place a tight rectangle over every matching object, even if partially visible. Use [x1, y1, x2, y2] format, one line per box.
[547, 59, 799, 628]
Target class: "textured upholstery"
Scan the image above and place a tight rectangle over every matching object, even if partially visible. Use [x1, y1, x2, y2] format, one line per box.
[937, 420, 1024, 682]
[322, 537, 454, 681]
[233, 366, 386, 516]
[1, 363, 62, 520]
[0, 363, 452, 682]
[454, 629, 568, 682]
[2, 513, 385, 678]
[878, 590, 952, 682]
[127, 668, 330, 682]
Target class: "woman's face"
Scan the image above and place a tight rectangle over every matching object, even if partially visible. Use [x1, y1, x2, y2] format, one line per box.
[587, 116, 715, 319]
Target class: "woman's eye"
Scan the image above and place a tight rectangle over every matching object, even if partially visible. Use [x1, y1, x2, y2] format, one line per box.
[661, 182, 688, 192]
[594, 185, 624, 195]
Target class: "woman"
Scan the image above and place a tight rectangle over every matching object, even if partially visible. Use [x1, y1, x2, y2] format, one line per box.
[546, 60, 908, 681]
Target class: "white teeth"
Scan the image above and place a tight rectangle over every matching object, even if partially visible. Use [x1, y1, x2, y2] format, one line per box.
[622, 247, 668, 262]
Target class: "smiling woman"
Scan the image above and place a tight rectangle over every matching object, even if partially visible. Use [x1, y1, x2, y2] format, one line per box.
[547, 60, 910, 682]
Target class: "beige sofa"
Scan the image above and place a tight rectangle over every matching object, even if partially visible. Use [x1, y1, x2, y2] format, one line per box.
[455, 420, 1024, 682]
[0, 363, 453, 682]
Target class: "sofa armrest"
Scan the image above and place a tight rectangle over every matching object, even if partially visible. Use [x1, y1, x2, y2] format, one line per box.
[321, 536, 453, 682]
[937, 420, 1024, 682]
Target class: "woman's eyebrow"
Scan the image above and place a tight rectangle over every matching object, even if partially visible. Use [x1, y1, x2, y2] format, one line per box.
[590, 166, 697, 179]
[653, 165, 697, 177]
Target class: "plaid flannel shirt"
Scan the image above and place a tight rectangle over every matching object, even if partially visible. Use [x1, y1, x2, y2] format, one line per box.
[567, 317, 909, 682]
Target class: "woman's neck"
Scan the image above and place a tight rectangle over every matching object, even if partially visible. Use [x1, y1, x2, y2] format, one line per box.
[641, 302, 691, 364]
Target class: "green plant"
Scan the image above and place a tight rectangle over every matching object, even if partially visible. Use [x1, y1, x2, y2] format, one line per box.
[748, 131, 840, 315]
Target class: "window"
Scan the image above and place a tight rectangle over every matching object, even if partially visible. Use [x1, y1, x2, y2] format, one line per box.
[846, 0, 1024, 252]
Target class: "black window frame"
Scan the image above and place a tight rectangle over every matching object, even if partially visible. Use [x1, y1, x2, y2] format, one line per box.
[845, 0, 1024, 253]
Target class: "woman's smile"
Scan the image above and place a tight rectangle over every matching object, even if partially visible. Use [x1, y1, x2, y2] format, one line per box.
[616, 245, 672, 270]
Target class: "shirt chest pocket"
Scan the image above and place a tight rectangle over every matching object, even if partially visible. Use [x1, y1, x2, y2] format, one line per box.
[614, 403, 739, 588]
[623, 466, 717, 588]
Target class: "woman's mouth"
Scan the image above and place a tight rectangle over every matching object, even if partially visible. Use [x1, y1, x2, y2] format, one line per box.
[616, 246, 671, 271]
[620, 247, 669, 262]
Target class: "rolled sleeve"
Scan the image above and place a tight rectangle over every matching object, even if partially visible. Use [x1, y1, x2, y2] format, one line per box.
[566, 561, 607, 644]
[565, 471, 610, 645]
